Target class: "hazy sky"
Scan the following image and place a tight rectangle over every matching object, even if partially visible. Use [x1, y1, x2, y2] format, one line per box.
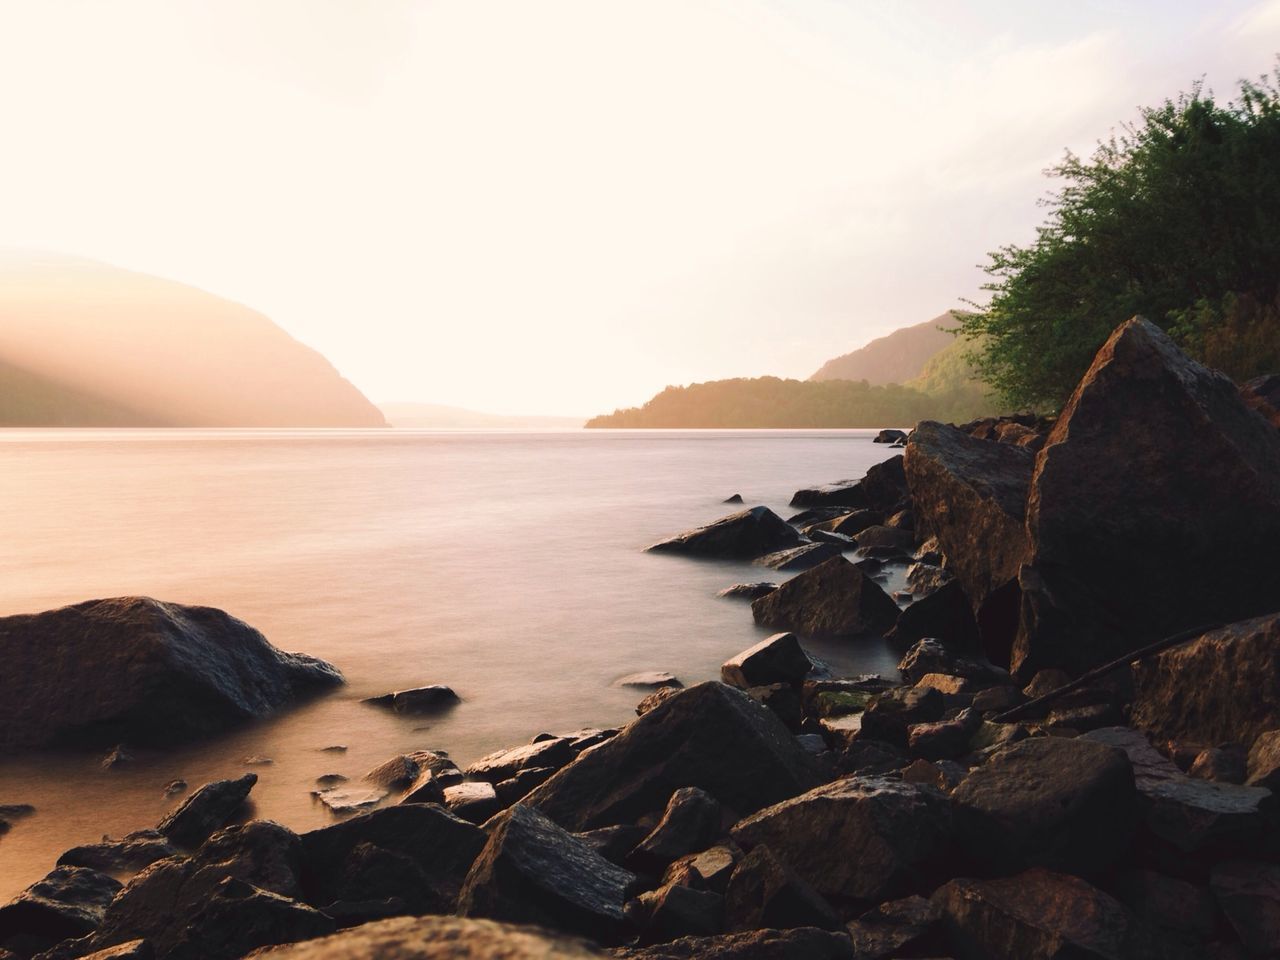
[1, 1, 1278, 415]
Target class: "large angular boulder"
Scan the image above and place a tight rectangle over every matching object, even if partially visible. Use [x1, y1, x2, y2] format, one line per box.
[0, 866, 121, 957]
[647, 507, 803, 560]
[750, 557, 900, 639]
[951, 737, 1137, 876]
[903, 420, 1034, 666]
[628, 788, 722, 875]
[790, 455, 906, 511]
[524, 683, 823, 831]
[1015, 318, 1280, 678]
[722, 845, 840, 933]
[1130, 615, 1280, 750]
[885, 580, 982, 653]
[457, 804, 637, 944]
[730, 776, 953, 904]
[157, 775, 257, 849]
[298, 805, 485, 914]
[243, 915, 606, 958]
[58, 832, 179, 876]
[720, 634, 812, 689]
[0, 597, 342, 752]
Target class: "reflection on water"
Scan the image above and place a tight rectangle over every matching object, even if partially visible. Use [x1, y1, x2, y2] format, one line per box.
[0, 428, 899, 897]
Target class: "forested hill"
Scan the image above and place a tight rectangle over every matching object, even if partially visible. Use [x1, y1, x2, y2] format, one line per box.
[809, 312, 958, 383]
[585, 375, 996, 428]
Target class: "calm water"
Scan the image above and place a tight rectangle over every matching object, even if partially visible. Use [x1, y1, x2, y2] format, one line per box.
[0, 429, 900, 897]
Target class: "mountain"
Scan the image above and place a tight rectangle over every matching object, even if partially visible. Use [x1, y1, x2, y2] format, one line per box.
[0, 252, 385, 427]
[809, 311, 960, 383]
[380, 402, 584, 429]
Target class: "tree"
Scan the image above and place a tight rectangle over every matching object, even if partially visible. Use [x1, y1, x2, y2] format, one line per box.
[961, 67, 1280, 410]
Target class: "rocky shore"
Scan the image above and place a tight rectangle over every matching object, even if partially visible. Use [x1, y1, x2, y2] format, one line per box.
[2, 317, 1280, 959]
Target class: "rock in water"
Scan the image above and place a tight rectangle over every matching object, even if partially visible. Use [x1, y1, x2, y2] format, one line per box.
[158, 774, 257, 848]
[457, 804, 637, 944]
[720, 633, 812, 689]
[1015, 317, 1280, 678]
[1129, 614, 1280, 750]
[874, 429, 908, 444]
[245, 915, 607, 958]
[361, 685, 458, 714]
[0, 597, 343, 751]
[646, 507, 803, 560]
[523, 683, 822, 831]
[903, 420, 1034, 666]
[751, 556, 900, 639]
[0, 866, 122, 956]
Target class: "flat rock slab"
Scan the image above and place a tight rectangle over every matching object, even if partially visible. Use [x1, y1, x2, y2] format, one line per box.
[613, 673, 681, 690]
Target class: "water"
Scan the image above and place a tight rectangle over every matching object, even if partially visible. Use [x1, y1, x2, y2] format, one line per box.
[0, 428, 901, 898]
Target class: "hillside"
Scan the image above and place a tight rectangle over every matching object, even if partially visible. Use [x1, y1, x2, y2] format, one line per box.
[0, 253, 385, 427]
[380, 403, 584, 429]
[809, 311, 959, 383]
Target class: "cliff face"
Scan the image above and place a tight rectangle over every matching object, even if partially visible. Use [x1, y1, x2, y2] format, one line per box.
[809, 312, 959, 384]
[0, 253, 386, 427]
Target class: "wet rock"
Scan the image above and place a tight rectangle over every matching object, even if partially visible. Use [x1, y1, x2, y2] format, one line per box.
[789, 506, 858, 526]
[243, 755, 274, 766]
[1246, 730, 1280, 791]
[1016, 319, 1280, 679]
[612, 926, 855, 959]
[100, 746, 132, 770]
[1189, 746, 1248, 784]
[717, 583, 778, 602]
[952, 736, 1137, 876]
[524, 683, 822, 831]
[720, 634, 812, 689]
[627, 884, 723, 944]
[615, 673, 681, 690]
[904, 561, 952, 597]
[754, 543, 843, 573]
[723, 494, 744, 504]
[858, 686, 944, 749]
[896, 638, 1005, 686]
[1131, 615, 1280, 751]
[731, 776, 953, 904]
[58, 832, 179, 875]
[312, 788, 386, 815]
[229, 915, 610, 958]
[362, 685, 459, 714]
[903, 420, 1034, 666]
[0, 597, 342, 752]
[647, 507, 804, 561]
[299, 805, 485, 914]
[886, 580, 983, 653]
[805, 509, 884, 539]
[169, 876, 335, 959]
[466, 738, 576, 784]
[932, 868, 1179, 960]
[496, 767, 560, 806]
[751, 557, 900, 639]
[636, 687, 682, 717]
[852, 526, 914, 553]
[313, 774, 347, 789]
[444, 782, 501, 824]
[458, 804, 637, 944]
[318, 745, 346, 753]
[363, 755, 423, 791]
[1210, 860, 1280, 957]
[157, 774, 256, 849]
[791, 457, 907, 512]
[845, 895, 943, 959]
[398, 751, 464, 802]
[874, 429, 907, 444]
[0, 866, 121, 957]
[628, 788, 723, 875]
[722, 846, 840, 933]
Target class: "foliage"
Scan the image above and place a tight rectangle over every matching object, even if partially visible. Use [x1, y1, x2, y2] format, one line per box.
[961, 68, 1280, 410]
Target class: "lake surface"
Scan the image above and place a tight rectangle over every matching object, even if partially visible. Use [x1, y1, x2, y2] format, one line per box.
[0, 428, 900, 897]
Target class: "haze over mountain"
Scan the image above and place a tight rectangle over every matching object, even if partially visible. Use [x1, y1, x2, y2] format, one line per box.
[0, 253, 385, 427]
[379, 402, 584, 429]
[809, 312, 959, 383]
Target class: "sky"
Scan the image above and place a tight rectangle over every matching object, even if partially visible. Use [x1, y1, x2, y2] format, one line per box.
[0, 1, 1278, 416]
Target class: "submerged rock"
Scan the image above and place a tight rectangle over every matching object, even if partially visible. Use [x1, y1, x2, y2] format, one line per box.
[751, 557, 900, 639]
[646, 507, 803, 561]
[361, 685, 459, 714]
[157, 774, 257, 849]
[715, 583, 778, 602]
[0, 597, 342, 752]
[753, 542, 842, 572]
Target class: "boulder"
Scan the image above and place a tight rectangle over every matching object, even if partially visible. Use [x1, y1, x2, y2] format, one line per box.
[58, 832, 179, 876]
[466, 738, 577, 784]
[524, 683, 822, 831]
[0, 598, 342, 752]
[932, 868, 1184, 960]
[1241, 373, 1280, 427]
[311, 787, 386, 815]
[886, 581, 983, 653]
[745, 685, 803, 733]
[716, 583, 778, 602]
[576, 825, 649, 868]
[1130, 615, 1280, 750]
[299, 805, 485, 914]
[804, 509, 883, 539]
[1210, 860, 1280, 957]
[0, 867, 121, 957]
[663, 846, 739, 895]
[790, 457, 906, 512]
[720, 634, 812, 689]
[647, 508, 803, 561]
[723, 494, 744, 504]
[1189, 746, 1248, 784]
[951, 736, 1137, 876]
[457, 804, 637, 944]
[615, 673, 681, 690]
[895, 638, 1005, 686]
[1246, 730, 1280, 791]
[857, 686, 945, 749]
[626, 883, 723, 944]
[874, 429, 907, 444]
[903, 420, 1034, 666]
[851, 526, 914, 553]
[157, 774, 257, 849]
[754, 543, 843, 572]
[1016, 318, 1280, 678]
[845, 895, 944, 959]
[722, 846, 840, 933]
[240, 915, 606, 959]
[612, 927, 855, 960]
[1110, 868, 1218, 944]
[636, 688, 682, 717]
[443, 783, 502, 824]
[904, 562, 953, 597]
[751, 558, 900, 639]
[908, 708, 981, 761]
[730, 776, 953, 904]
[628, 788, 723, 875]
[361, 685, 458, 713]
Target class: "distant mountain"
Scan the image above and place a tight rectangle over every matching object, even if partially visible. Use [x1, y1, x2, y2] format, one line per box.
[810, 311, 960, 383]
[380, 402, 584, 429]
[0, 252, 385, 427]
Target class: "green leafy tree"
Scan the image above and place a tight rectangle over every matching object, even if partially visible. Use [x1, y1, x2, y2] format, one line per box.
[962, 68, 1280, 410]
